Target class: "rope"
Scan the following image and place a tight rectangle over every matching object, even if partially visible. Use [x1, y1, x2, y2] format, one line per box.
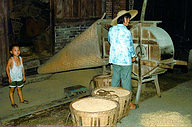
[95, 89, 120, 102]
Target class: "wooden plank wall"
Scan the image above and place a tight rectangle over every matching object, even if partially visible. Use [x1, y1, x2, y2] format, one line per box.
[119, 0, 127, 10]
[55, 0, 104, 20]
[106, 0, 127, 19]
[0, 0, 9, 84]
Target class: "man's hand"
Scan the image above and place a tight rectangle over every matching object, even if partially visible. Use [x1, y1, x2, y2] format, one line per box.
[132, 57, 136, 62]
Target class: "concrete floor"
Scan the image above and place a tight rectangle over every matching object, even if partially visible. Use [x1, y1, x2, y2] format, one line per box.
[0, 67, 192, 126]
[0, 68, 102, 125]
[118, 80, 192, 126]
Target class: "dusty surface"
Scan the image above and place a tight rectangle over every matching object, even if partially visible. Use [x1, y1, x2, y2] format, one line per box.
[140, 111, 191, 126]
[118, 79, 192, 127]
[0, 67, 192, 126]
[0, 67, 103, 126]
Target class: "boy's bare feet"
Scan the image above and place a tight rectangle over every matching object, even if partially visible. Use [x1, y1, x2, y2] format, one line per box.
[20, 100, 29, 104]
[11, 104, 18, 108]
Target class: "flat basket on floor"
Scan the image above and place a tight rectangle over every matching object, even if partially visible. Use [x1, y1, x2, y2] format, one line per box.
[70, 96, 119, 126]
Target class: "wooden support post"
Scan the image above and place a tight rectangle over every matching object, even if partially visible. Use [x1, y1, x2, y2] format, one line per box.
[0, 0, 9, 84]
[153, 75, 161, 97]
[135, 81, 142, 104]
[135, 23, 142, 104]
[50, 0, 55, 55]
[140, 0, 148, 21]
[102, 65, 107, 74]
[102, 36, 107, 74]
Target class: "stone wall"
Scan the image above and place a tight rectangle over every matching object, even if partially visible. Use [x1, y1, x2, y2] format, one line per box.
[54, 24, 90, 53]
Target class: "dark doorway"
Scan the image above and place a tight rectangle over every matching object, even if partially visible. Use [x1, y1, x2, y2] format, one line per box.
[9, 0, 54, 61]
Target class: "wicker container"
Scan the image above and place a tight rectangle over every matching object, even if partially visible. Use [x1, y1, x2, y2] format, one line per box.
[93, 74, 112, 88]
[92, 86, 132, 121]
[70, 97, 119, 126]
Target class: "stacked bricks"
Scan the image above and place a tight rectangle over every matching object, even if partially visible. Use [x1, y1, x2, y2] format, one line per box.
[106, 0, 113, 19]
[106, 0, 124, 19]
[120, 0, 127, 10]
[54, 24, 90, 53]
[112, 0, 120, 18]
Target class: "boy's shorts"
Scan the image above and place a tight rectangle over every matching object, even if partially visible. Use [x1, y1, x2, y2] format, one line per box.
[9, 81, 24, 87]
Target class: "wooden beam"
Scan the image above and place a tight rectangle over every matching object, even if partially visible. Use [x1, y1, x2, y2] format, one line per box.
[140, 0, 148, 21]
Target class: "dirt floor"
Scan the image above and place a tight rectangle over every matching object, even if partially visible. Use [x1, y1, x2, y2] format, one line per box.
[1, 66, 192, 126]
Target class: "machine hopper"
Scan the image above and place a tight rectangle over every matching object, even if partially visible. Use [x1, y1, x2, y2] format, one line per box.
[38, 19, 109, 74]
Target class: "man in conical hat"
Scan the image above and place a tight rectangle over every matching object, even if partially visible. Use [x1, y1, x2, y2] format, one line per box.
[108, 10, 138, 109]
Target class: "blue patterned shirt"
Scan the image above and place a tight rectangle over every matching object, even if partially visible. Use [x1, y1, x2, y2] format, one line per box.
[108, 24, 136, 65]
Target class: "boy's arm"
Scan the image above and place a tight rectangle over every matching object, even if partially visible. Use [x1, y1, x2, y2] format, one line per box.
[6, 58, 12, 83]
[22, 57, 26, 82]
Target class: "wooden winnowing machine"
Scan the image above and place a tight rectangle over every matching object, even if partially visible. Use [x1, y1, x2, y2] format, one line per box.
[38, 19, 187, 104]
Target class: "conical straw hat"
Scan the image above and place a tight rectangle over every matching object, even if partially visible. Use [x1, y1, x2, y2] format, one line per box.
[110, 10, 138, 26]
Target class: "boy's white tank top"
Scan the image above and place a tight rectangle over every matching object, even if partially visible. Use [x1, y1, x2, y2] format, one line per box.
[9, 56, 23, 81]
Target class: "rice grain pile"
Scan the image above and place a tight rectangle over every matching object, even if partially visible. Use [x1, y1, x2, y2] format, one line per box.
[72, 98, 117, 112]
[141, 111, 192, 126]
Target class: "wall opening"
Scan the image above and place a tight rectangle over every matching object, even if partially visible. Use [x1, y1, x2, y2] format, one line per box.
[9, 0, 53, 61]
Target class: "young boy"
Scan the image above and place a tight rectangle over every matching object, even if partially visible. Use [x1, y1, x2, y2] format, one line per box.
[6, 45, 28, 108]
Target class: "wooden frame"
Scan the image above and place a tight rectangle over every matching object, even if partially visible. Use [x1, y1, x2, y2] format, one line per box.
[0, 0, 9, 84]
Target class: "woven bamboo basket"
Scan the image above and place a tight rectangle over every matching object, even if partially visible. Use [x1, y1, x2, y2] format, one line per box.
[93, 74, 112, 88]
[70, 96, 119, 126]
[92, 86, 132, 121]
